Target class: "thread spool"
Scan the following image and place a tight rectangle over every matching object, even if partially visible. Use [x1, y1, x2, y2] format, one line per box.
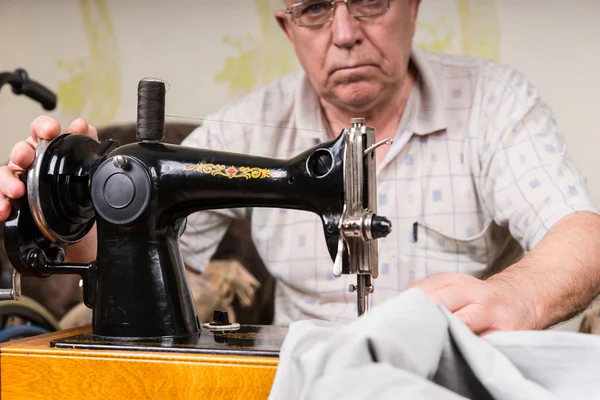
[136, 78, 166, 142]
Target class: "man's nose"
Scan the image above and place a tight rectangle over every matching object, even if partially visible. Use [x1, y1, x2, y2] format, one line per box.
[331, 3, 362, 49]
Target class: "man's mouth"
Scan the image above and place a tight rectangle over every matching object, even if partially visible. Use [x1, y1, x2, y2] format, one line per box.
[330, 64, 378, 75]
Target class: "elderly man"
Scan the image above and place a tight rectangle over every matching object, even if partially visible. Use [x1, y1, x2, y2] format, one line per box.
[1, 0, 599, 336]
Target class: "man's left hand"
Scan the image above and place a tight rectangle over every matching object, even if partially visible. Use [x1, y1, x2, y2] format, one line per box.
[407, 272, 540, 335]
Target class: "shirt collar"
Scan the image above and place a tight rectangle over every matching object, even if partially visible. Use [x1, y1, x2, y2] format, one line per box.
[294, 42, 447, 140]
[294, 71, 329, 141]
[408, 44, 447, 136]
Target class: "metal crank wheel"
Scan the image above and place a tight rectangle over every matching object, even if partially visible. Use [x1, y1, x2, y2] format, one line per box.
[3, 133, 119, 280]
[27, 134, 102, 245]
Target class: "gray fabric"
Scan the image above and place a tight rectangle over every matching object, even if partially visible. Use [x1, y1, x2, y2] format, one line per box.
[269, 289, 600, 400]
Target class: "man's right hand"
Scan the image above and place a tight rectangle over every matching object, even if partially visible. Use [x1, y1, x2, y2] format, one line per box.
[0, 115, 98, 262]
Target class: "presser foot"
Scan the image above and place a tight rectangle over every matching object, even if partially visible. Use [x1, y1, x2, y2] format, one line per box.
[350, 274, 374, 316]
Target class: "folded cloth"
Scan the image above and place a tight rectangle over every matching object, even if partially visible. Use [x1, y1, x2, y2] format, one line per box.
[269, 289, 600, 400]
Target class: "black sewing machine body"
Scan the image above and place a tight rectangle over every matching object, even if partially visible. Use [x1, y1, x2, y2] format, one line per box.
[2, 79, 391, 356]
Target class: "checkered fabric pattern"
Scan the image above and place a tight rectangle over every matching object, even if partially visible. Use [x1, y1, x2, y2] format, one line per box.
[180, 43, 598, 324]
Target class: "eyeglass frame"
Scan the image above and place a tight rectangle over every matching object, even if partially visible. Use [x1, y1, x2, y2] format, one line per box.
[285, 0, 392, 28]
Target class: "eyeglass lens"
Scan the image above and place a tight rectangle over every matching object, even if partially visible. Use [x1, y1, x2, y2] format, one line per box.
[291, 0, 388, 27]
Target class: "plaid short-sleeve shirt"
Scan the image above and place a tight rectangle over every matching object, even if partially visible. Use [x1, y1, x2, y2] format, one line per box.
[180, 44, 598, 324]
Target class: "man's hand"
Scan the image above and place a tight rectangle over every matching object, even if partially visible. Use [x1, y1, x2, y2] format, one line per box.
[0, 116, 97, 221]
[0, 115, 99, 263]
[407, 272, 540, 336]
[186, 260, 260, 323]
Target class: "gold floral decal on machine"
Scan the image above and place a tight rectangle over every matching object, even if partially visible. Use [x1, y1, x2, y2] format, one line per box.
[185, 163, 282, 179]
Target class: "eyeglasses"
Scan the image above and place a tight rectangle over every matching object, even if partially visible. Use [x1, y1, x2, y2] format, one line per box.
[286, 0, 391, 28]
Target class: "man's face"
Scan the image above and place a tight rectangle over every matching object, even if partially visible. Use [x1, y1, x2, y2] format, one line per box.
[276, 0, 421, 113]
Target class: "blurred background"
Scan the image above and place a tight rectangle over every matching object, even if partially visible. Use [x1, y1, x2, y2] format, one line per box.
[0, 0, 599, 331]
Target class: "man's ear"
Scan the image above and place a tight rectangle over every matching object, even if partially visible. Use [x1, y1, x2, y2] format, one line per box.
[410, 0, 422, 37]
[274, 9, 294, 44]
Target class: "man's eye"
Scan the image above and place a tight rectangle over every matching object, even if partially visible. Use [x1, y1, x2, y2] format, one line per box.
[353, 0, 380, 4]
[300, 2, 329, 15]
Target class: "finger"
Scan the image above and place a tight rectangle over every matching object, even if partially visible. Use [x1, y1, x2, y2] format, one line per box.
[426, 284, 476, 313]
[30, 115, 62, 142]
[0, 196, 12, 221]
[0, 166, 25, 199]
[9, 140, 36, 170]
[454, 303, 490, 335]
[67, 118, 89, 134]
[236, 288, 255, 308]
[87, 123, 98, 139]
[238, 279, 258, 299]
[7, 160, 24, 175]
[406, 272, 462, 294]
[67, 118, 98, 139]
[234, 264, 260, 287]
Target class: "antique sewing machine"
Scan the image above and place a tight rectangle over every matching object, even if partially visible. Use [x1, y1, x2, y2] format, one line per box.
[0, 78, 391, 399]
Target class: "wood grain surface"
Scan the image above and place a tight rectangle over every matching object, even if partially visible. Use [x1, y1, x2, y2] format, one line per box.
[0, 326, 279, 400]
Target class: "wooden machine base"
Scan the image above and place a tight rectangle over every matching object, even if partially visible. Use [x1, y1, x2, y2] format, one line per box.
[0, 326, 282, 399]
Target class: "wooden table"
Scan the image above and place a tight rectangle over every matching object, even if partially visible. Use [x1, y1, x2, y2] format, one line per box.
[0, 326, 279, 400]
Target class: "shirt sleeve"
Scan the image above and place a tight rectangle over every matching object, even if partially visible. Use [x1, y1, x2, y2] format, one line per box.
[476, 66, 599, 251]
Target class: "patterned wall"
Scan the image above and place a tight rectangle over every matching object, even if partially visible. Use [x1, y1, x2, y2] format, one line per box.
[47, 0, 501, 129]
[1, 0, 598, 208]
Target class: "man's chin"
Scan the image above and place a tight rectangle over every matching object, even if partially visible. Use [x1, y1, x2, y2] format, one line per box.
[326, 82, 383, 111]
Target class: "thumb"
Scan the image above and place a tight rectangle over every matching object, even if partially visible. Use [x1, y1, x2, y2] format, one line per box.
[454, 303, 490, 335]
